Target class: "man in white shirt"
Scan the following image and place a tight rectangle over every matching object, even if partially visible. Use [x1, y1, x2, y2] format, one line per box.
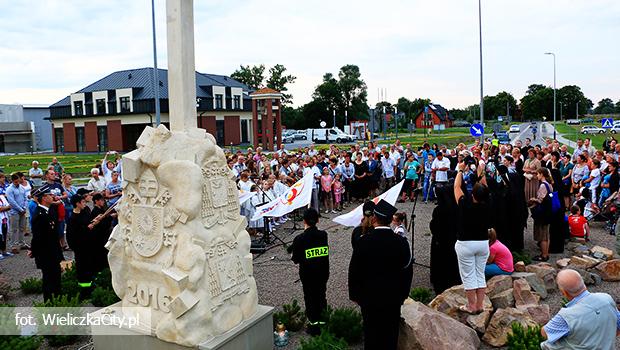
[28, 161, 44, 188]
[270, 153, 280, 173]
[431, 152, 450, 184]
[381, 151, 396, 189]
[583, 138, 596, 157]
[308, 145, 318, 157]
[86, 168, 106, 194]
[232, 156, 247, 178]
[304, 159, 322, 212]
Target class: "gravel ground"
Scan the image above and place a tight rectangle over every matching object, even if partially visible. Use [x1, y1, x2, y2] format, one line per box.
[2, 199, 619, 349]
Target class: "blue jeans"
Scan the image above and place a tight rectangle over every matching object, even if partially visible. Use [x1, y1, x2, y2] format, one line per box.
[423, 173, 434, 201]
[485, 263, 512, 278]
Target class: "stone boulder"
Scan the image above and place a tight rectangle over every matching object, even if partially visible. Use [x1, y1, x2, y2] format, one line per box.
[513, 279, 540, 308]
[594, 259, 620, 281]
[486, 275, 513, 298]
[566, 266, 600, 286]
[556, 258, 570, 269]
[466, 310, 492, 334]
[569, 255, 601, 269]
[428, 285, 493, 325]
[591, 246, 614, 260]
[514, 261, 526, 272]
[490, 289, 514, 309]
[525, 263, 557, 292]
[398, 301, 480, 350]
[511, 272, 547, 299]
[482, 308, 538, 347]
[517, 304, 551, 325]
[571, 244, 591, 255]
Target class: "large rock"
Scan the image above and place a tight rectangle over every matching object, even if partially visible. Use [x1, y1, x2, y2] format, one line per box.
[566, 266, 600, 286]
[490, 288, 514, 309]
[569, 255, 601, 269]
[572, 244, 591, 255]
[466, 310, 492, 334]
[486, 275, 513, 298]
[556, 258, 571, 269]
[594, 259, 620, 281]
[511, 272, 547, 299]
[398, 301, 480, 350]
[513, 279, 540, 307]
[482, 308, 538, 347]
[526, 263, 557, 292]
[591, 246, 614, 260]
[429, 285, 493, 325]
[517, 304, 551, 325]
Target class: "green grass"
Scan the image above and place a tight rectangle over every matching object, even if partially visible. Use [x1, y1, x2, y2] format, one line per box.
[0, 153, 111, 184]
[552, 122, 609, 149]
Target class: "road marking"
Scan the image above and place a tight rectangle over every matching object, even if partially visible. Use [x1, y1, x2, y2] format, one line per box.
[511, 124, 531, 145]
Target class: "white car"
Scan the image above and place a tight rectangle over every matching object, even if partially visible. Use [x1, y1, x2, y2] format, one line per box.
[610, 125, 620, 134]
[294, 130, 307, 140]
[566, 119, 581, 125]
[581, 125, 606, 134]
[509, 125, 520, 133]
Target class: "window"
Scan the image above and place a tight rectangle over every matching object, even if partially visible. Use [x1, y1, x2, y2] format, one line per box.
[98, 126, 108, 152]
[234, 95, 241, 109]
[120, 97, 131, 113]
[74, 101, 83, 116]
[96, 99, 106, 114]
[54, 128, 64, 152]
[241, 119, 249, 143]
[76, 127, 85, 152]
[215, 94, 223, 109]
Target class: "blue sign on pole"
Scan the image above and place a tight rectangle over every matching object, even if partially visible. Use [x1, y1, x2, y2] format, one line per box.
[602, 118, 614, 129]
[470, 123, 484, 137]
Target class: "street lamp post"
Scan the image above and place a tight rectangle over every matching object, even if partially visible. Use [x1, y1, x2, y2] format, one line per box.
[151, 0, 161, 126]
[332, 109, 336, 128]
[382, 106, 386, 140]
[478, 0, 484, 140]
[545, 52, 556, 139]
[394, 106, 398, 139]
[576, 101, 580, 120]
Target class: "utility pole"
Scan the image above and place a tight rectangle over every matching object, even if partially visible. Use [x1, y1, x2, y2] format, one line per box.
[478, 0, 484, 142]
[151, 0, 161, 126]
[394, 106, 398, 139]
[545, 52, 557, 139]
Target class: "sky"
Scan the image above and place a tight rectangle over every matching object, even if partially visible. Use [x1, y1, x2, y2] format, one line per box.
[0, 0, 618, 110]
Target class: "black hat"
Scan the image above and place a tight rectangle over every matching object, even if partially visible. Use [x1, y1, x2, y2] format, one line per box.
[70, 194, 84, 207]
[76, 188, 92, 196]
[362, 201, 376, 217]
[31, 184, 52, 198]
[374, 199, 397, 219]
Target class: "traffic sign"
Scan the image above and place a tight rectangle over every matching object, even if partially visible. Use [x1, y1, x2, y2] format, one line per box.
[470, 123, 484, 137]
[602, 118, 614, 129]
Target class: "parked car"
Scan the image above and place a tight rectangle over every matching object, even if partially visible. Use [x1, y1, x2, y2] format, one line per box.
[453, 120, 471, 127]
[610, 125, 620, 134]
[497, 132, 511, 144]
[278, 133, 295, 143]
[509, 125, 520, 133]
[307, 128, 355, 143]
[566, 119, 581, 125]
[294, 130, 307, 140]
[581, 125, 606, 134]
[581, 117, 594, 123]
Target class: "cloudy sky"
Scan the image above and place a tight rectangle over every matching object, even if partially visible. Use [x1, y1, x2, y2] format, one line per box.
[0, 0, 618, 109]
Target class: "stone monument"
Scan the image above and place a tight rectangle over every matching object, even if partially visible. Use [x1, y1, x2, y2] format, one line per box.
[92, 1, 271, 348]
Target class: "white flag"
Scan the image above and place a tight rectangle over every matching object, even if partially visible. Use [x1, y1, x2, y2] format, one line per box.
[251, 172, 315, 221]
[238, 189, 254, 206]
[332, 179, 405, 227]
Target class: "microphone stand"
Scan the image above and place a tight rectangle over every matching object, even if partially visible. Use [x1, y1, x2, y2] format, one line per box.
[407, 187, 430, 269]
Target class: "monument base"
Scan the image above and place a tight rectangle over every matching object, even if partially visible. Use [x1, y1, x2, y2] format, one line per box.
[91, 304, 274, 350]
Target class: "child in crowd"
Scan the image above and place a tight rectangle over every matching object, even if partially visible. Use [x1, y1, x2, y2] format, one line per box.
[485, 228, 514, 277]
[332, 173, 344, 212]
[568, 205, 590, 241]
[391, 212, 408, 238]
[320, 167, 334, 214]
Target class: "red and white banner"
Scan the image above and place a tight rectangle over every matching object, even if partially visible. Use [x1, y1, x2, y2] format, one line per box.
[238, 189, 254, 206]
[332, 179, 405, 227]
[251, 172, 314, 221]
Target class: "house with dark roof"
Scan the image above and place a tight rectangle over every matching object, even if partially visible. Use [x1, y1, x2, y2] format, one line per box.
[48, 67, 276, 152]
[414, 104, 454, 129]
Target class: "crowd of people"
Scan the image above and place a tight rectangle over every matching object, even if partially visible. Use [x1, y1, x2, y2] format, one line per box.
[0, 153, 122, 300]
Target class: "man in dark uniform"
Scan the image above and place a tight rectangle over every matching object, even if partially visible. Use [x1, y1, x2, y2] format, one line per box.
[349, 199, 413, 350]
[90, 193, 113, 273]
[290, 208, 329, 336]
[28, 187, 63, 301]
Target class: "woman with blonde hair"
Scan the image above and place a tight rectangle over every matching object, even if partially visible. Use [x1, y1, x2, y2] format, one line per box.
[529, 167, 554, 261]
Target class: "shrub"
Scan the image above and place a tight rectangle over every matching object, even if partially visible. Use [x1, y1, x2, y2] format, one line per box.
[298, 331, 348, 350]
[409, 287, 434, 304]
[272, 299, 307, 332]
[512, 250, 532, 266]
[506, 323, 546, 350]
[0, 304, 43, 350]
[90, 287, 120, 307]
[60, 264, 81, 299]
[33, 294, 83, 347]
[19, 277, 43, 295]
[93, 268, 113, 290]
[323, 307, 363, 344]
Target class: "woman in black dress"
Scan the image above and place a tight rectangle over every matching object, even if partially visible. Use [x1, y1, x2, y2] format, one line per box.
[352, 153, 368, 200]
[430, 181, 461, 294]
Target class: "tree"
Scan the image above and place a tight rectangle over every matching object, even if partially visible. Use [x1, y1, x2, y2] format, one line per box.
[230, 64, 265, 90]
[616, 100, 620, 113]
[482, 91, 517, 120]
[449, 108, 470, 120]
[265, 64, 297, 105]
[594, 98, 616, 114]
[557, 85, 592, 119]
[337, 65, 368, 119]
[520, 84, 554, 120]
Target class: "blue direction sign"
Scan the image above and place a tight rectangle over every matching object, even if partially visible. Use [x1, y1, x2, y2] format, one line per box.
[602, 118, 614, 129]
[470, 123, 484, 137]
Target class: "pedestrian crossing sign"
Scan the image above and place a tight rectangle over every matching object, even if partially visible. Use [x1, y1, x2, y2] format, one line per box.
[602, 118, 613, 128]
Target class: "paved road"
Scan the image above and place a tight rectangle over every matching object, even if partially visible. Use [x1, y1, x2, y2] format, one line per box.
[508, 122, 577, 148]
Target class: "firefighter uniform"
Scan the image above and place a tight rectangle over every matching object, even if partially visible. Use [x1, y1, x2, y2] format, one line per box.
[66, 205, 96, 299]
[348, 199, 413, 350]
[291, 213, 329, 335]
[31, 196, 63, 301]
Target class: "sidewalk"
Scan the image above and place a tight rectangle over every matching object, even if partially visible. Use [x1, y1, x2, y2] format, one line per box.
[542, 122, 577, 149]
